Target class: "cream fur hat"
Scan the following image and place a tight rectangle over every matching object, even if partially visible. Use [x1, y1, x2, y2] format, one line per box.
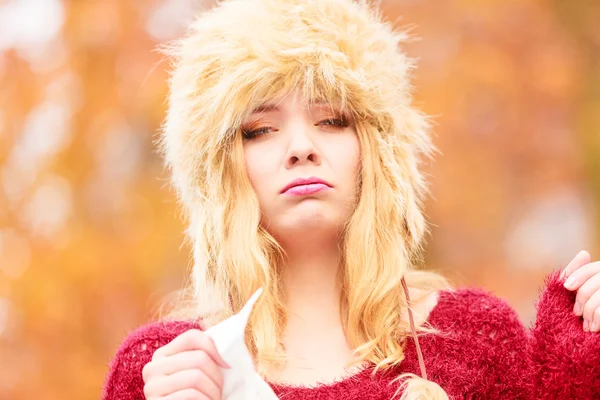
[159, 0, 434, 255]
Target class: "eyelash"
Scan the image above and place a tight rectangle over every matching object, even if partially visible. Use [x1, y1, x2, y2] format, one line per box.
[242, 117, 350, 140]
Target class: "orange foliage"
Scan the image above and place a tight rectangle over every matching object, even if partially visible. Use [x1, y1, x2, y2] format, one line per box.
[0, 0, 598, 398]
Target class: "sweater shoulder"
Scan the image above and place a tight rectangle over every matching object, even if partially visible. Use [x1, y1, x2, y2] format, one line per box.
[432, 286, 526, 333]
[430, 285, 531, 356]
[101, 320, 201, 400]
[421, 286, 534, 398]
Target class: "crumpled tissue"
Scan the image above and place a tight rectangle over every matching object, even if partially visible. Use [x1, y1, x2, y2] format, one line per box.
[205, 288, 279, 400]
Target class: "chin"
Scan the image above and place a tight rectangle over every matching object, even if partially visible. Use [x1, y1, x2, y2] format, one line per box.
[291, 202, 332, 223]
[263, 202, 348, 238]
[283, 212, 343, 234]
[266, 214, 344, 248]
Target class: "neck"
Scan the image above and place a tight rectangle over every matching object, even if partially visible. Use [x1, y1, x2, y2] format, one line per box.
[281, 243, 344, 330]
[271, 242, 357, 383]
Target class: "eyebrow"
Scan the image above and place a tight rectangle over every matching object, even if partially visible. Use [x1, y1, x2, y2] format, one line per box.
[250, 99, 339, 115]
[251, 103, 280, 114]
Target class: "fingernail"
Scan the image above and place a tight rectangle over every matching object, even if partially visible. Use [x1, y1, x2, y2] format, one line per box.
[564, 275, 577, 289]
[583, 320, 589, 332]
[574, 302, 582, 316]
[592, 320, 599, 333]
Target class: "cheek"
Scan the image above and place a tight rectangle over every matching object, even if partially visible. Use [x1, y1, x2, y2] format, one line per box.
[338, 134, 361, 185]
[243, 145, 272, 199]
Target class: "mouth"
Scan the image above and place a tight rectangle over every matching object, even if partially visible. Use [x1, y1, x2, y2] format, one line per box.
[280, 176, 333, 195]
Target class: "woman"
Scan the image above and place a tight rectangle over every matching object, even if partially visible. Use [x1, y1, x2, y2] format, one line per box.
[102, 0, 600, 398]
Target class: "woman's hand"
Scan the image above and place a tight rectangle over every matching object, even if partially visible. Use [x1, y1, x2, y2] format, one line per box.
[142, 329, 230, 400]
[561, 250, 600, 333]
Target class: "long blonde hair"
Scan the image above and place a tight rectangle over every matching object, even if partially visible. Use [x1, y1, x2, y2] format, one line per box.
[156, 0, 453, 398]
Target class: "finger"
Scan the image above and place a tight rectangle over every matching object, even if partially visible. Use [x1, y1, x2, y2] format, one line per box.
[143, 368, 221, 400]
[575, 273, 600, 319]
[564, 261, 600, 291]
[560, 250, 591, 280]
[152, 329, 230, 368]
[145, 389, 207, 400]
[163, 388, 210, 400]
[591, 300, 600, 333]
[143, 350, 224, 390]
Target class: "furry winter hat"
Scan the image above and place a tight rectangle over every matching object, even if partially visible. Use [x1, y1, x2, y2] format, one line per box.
[158, 0, 447, 398]
[159, 0, 433, 252]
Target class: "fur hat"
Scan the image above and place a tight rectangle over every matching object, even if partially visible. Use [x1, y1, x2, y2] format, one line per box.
[159, 0, 434, 254]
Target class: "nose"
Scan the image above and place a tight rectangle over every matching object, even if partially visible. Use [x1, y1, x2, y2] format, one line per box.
[284, 123, 321, 168]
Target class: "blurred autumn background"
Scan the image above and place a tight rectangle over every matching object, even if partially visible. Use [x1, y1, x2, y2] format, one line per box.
[0, 0, 599, 398]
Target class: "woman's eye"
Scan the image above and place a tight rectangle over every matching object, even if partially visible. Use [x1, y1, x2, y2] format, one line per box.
[319, 117, 349, 128]
[242, 126, 272, 140]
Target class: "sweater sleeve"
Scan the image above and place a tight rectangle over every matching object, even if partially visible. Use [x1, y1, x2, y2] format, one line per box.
[531, 270, 600, 399]
[101, 320, 200, 400]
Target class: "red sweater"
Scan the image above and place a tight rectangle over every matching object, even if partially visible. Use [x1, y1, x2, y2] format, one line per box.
[102, 271, 600, 399]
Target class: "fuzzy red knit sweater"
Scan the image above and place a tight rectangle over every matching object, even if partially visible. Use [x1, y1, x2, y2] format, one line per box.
[102, 271, 600, 399]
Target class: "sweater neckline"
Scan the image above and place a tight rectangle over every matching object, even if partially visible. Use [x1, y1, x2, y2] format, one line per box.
[266, 362, 376, 392]
[264, 289, 446, 392]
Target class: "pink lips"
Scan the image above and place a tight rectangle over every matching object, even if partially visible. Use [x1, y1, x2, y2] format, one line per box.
[281, 177, 333, 196]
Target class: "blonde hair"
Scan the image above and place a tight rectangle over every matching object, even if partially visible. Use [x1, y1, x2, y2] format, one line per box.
[156, 0, 453, 398]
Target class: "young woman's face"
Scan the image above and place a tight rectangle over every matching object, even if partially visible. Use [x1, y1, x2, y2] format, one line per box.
[242, 89, 361, 244]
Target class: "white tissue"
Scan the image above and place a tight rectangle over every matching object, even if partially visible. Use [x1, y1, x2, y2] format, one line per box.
[205, 288, 279, 400]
